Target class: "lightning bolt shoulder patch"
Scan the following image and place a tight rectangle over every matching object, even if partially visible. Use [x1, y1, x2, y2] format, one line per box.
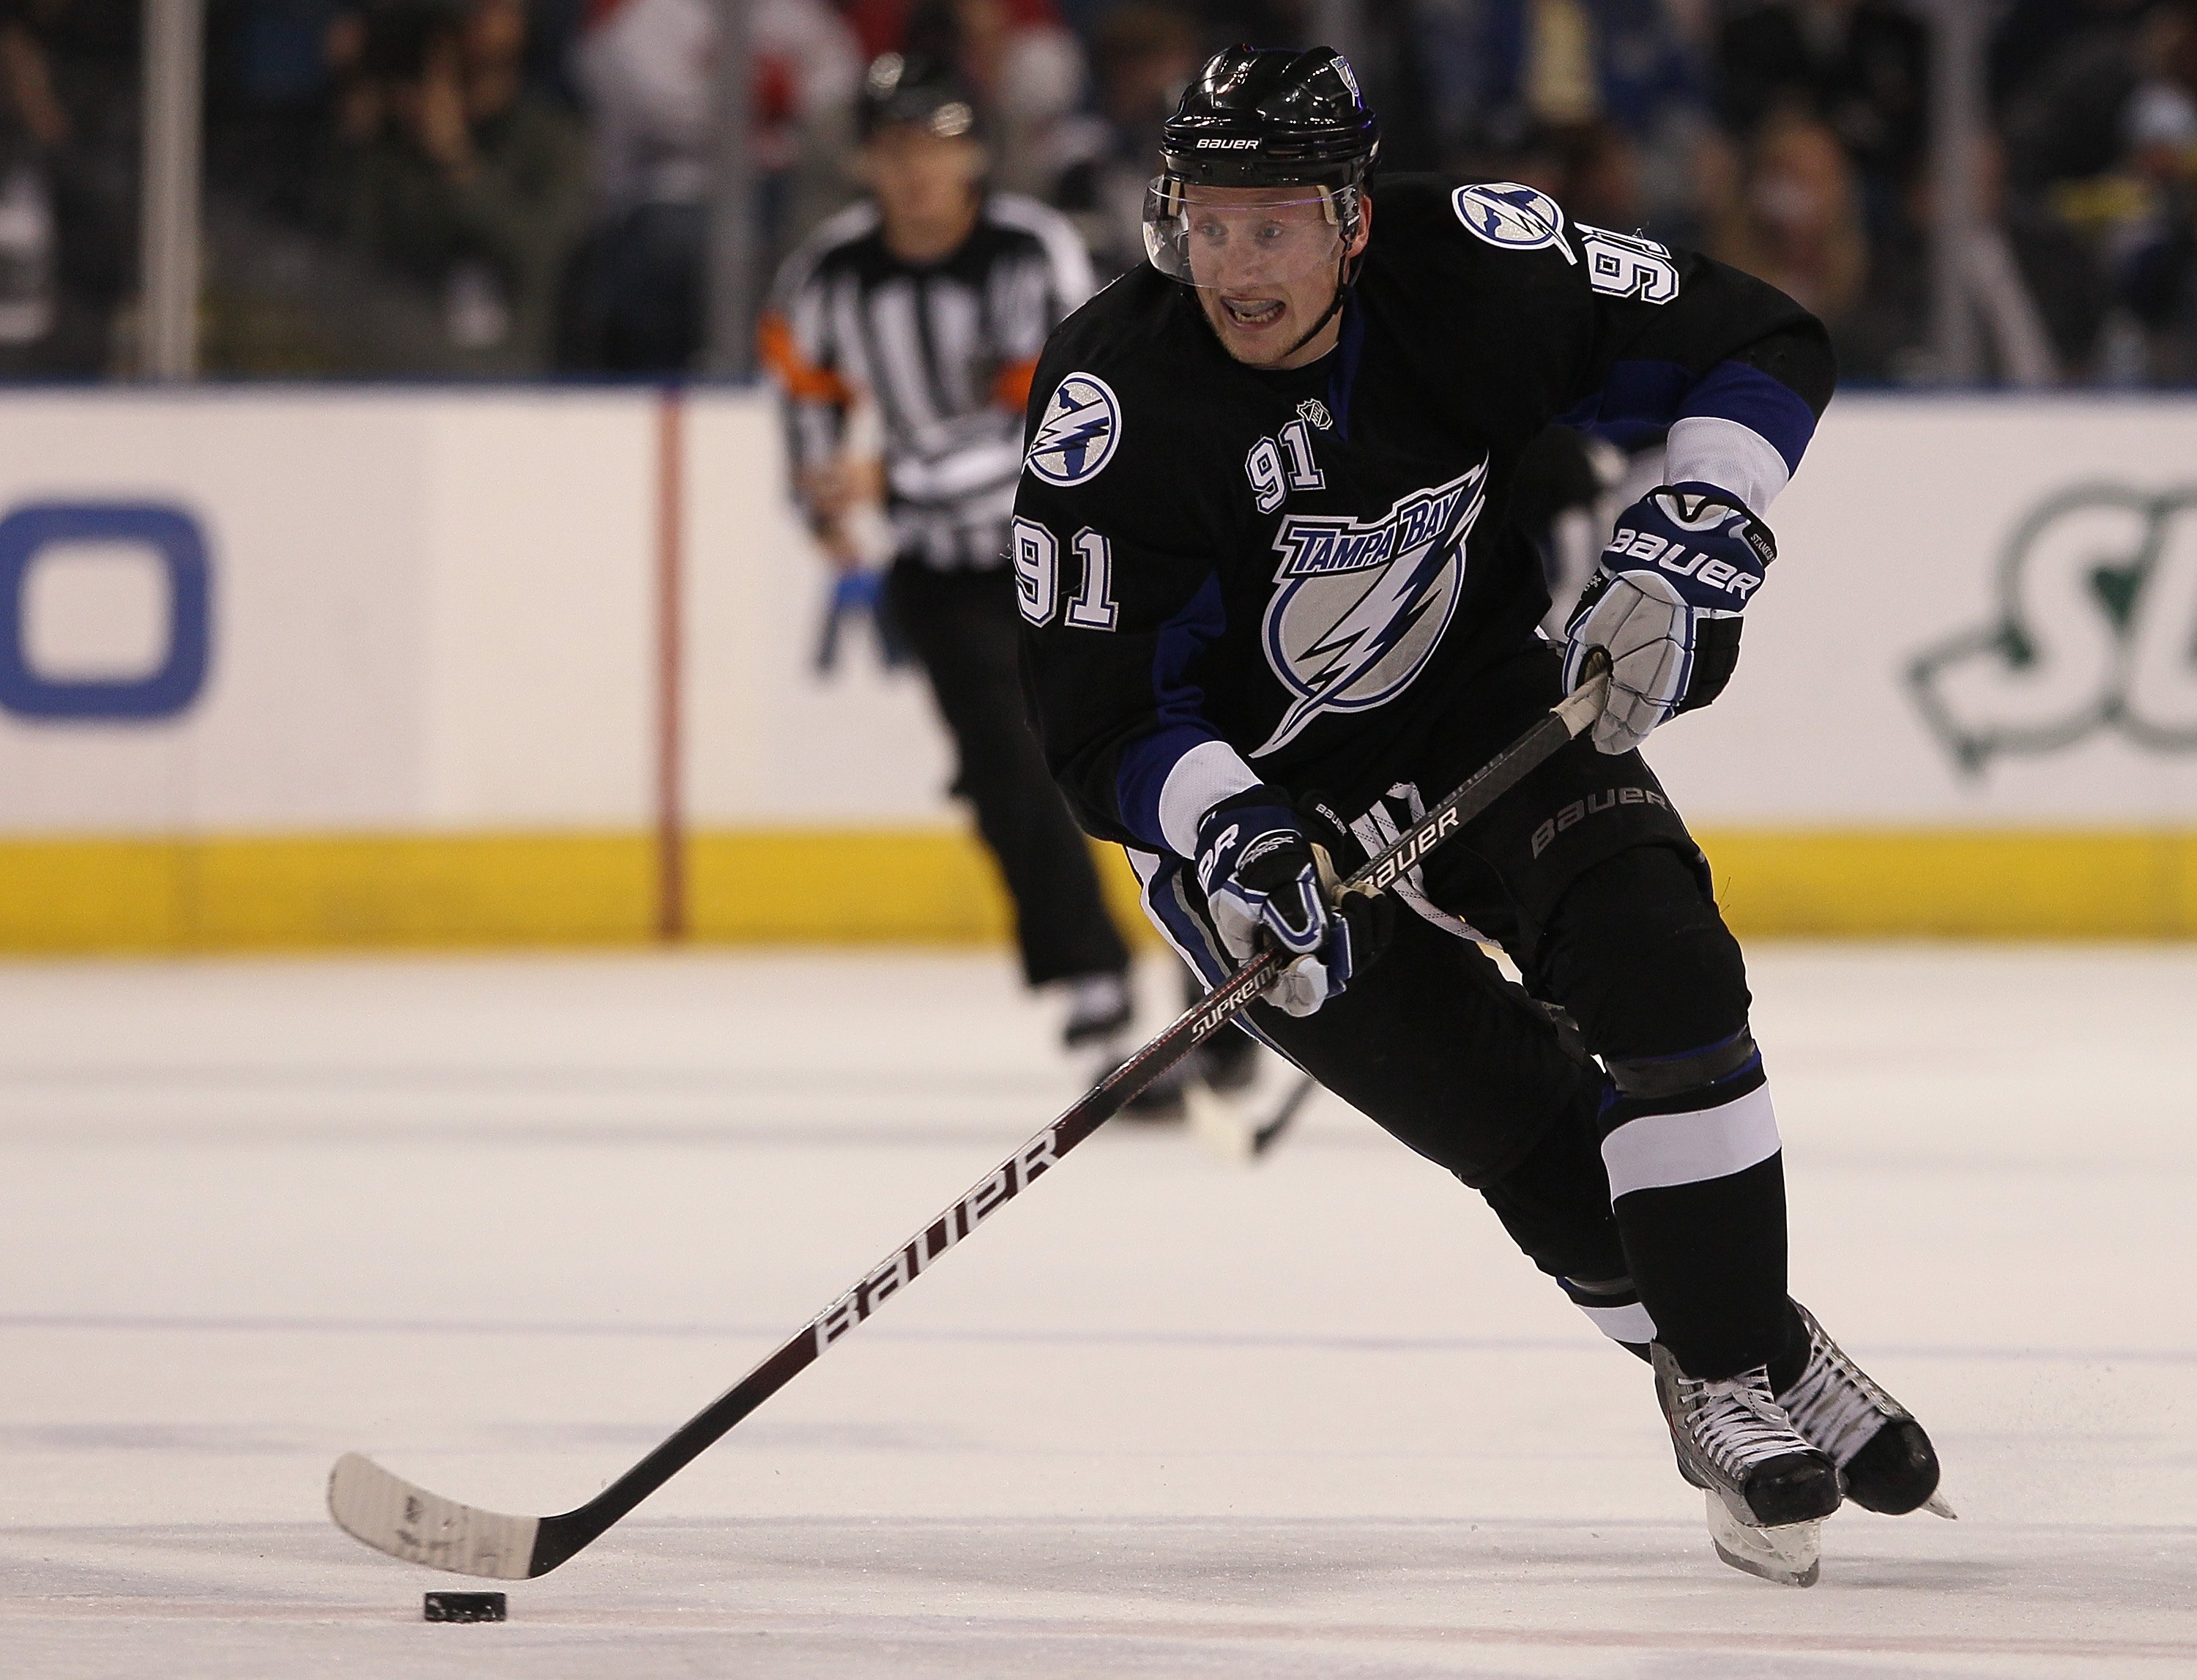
[1025, 373, 1123, 487]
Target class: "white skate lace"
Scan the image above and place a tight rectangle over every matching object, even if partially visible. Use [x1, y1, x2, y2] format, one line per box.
[1778, 1319, 1901, 1468]
[1679, 1368, 1814, 1483]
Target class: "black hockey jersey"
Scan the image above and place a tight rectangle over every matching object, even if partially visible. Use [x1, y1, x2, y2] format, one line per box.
[1011, 176, 1834, 857]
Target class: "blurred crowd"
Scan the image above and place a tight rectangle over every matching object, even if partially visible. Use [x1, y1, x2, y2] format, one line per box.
[5, 0, 2197, 383]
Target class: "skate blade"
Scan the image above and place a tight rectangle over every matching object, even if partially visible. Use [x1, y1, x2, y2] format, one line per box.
[1706, 1492, 1821, 1588]
[1922, 1491, 1958, 1520]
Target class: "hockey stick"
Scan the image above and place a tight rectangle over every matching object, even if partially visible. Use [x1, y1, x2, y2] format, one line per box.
[1250, 1071, 1320, 1156]
[327, 651, 1612, 1581]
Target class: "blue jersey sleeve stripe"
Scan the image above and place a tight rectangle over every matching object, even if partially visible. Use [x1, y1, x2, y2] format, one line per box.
[1115, 570, 1227, 850]
[1558, 358, 1817, 472]
[1676, 361, 1817, 473]
[1557, 359, 1691, 451]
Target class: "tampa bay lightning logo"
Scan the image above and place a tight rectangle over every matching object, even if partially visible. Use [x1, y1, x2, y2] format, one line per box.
[1025, 373, 1121, 486]
[1451, 182, 1567, 253]
[1254, 461, 1489, 756]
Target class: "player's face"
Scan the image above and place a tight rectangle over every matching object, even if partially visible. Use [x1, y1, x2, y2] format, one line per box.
[1177, 187, 1370, 367]
[860, 127, 986, 230]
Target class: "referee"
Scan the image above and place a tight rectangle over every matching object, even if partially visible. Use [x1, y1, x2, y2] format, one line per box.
[760, 54, 1139, 1059]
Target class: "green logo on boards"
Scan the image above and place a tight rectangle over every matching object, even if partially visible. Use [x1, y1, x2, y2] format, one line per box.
[1907, 485, 2197, 773]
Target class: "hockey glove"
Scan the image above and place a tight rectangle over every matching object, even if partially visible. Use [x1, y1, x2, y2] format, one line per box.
[1194, 787, 1357, 1018]
[1562, 483, 1774, 754]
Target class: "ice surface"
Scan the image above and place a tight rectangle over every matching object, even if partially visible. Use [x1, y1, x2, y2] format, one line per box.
[2, 945, 2192, 1677]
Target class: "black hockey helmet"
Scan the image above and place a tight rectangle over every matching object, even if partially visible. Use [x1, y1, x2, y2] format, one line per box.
[1159, 45, 1380, 190]
[1143, 47, 1378, 289]
[857, 52, 981, 143]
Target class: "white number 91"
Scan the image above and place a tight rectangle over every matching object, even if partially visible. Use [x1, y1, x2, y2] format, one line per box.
[1580, 227, 1679, 304]
[1014, 518, 1119, 630]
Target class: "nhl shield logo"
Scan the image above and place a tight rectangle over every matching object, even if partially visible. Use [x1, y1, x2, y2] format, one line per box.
[1025, 372, 1123, 486]
[1254, 461, 1490, 757]
[1451, 182, 1567, 253]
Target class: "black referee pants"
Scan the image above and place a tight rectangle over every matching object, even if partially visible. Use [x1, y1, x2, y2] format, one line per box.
[888, 558, 1131, 989]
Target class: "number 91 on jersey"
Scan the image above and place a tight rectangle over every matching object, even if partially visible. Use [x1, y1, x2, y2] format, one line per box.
[1012, 519, 1120, 631]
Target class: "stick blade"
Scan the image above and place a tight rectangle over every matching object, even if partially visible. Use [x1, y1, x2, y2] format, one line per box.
[327, 1452, 541, 1580]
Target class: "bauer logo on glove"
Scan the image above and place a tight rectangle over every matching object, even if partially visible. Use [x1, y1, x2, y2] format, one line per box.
[1603, 486, 1774, 611]
[1563, 483, 1775, 757]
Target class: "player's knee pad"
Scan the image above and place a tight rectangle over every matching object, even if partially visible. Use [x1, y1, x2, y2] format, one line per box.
[1603, 1027, 1758, 1100]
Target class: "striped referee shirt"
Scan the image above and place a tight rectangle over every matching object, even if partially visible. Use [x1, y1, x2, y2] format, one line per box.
[760, 193, 1096, 570]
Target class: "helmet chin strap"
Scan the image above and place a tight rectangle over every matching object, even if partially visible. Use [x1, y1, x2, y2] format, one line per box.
[1276, 252, 1351, 363]
[1274, 239, 1353, 360]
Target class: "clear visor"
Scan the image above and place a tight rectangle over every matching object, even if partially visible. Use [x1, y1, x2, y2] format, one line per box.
[1142, 181, 1353, 289]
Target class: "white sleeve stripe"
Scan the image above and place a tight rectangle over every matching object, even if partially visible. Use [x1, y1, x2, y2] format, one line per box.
[1157, 738, 1263, 859]
[1663, 415, 1792, 511]
[1601, 1082, 1780, 1199]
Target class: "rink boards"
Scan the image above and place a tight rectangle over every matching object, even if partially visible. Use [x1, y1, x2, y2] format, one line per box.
[1, 388, 2194, 949]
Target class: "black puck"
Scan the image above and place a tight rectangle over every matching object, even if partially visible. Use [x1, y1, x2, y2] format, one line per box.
[423, 1590, 507, 1623]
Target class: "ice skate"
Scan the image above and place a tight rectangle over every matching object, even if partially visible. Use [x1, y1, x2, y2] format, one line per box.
[1652, 1342, 1840, 1586]
[1068, 976, 1191, 1119]
[1061, 972, 1133, 1052]
[1199, 1023, 1261, 1094]
[1778, 1300, 1955, 1518]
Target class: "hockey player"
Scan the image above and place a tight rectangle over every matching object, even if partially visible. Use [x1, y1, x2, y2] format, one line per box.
[762, 53, 1140, 1057]
[1012, 46, 1949, 1584]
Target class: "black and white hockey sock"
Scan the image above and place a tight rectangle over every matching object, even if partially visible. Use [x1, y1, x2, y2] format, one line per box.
[1599, 1036, 1791, 1382]
[1557, 1273, 1655, 1359]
